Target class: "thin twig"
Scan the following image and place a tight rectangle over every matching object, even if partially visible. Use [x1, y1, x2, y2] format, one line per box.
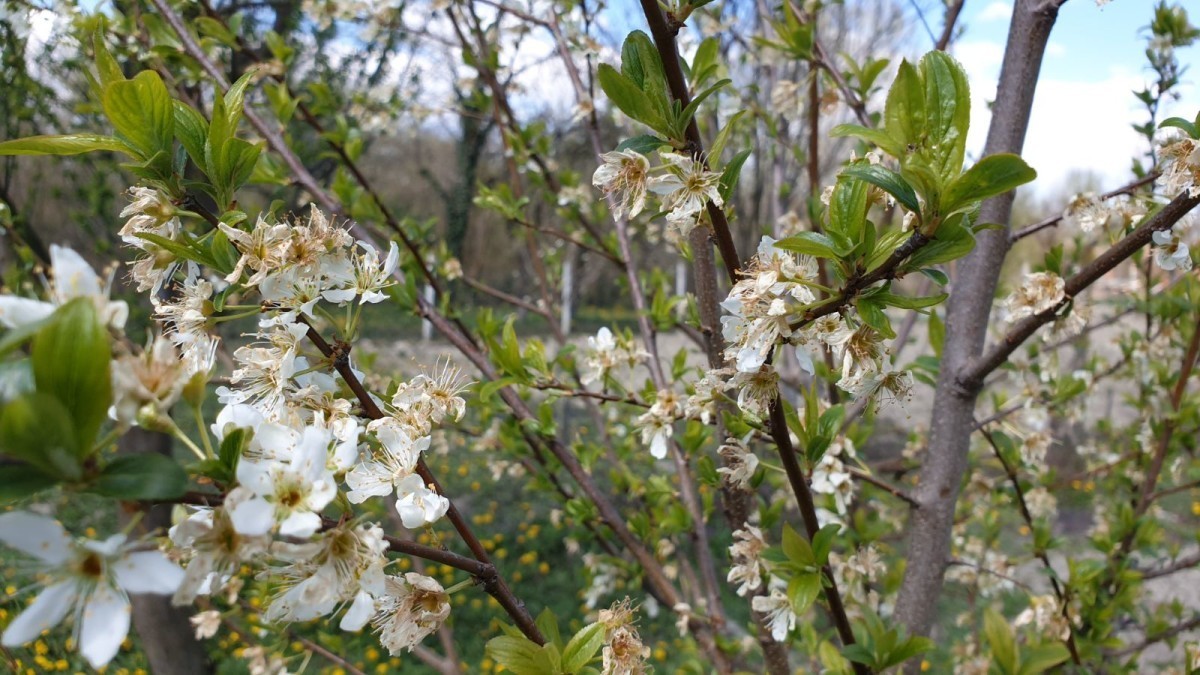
[1008, 173, 1159, 243]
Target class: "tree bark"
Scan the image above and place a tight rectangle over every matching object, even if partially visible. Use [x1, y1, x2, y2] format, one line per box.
[119, 428, 215, 675]
[893, 0, 1065, 647]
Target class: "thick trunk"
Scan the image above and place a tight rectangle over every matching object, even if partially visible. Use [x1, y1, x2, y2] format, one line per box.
[894, 0, 1064, 644]
[119, 428, 215, 675]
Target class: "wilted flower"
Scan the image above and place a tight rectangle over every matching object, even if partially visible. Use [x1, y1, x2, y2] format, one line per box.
[593, 149, 653, 220]
[372, 573, 451, 654]
[727, 526, 768, 596]
[110, 335, 190, 425]
[751, 588, 797, 641]
[599, 599, 650, 675]
[1156, 136, 1200, 198]
[1003, 271, 1065, 322]
[190, 610, 221, 640]
[717, 436, 759, 490]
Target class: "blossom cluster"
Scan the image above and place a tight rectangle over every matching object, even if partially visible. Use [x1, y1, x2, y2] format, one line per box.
[721, 236, 912, 415]
[592, 149, 724, 237]
[0, 197, 467, 665]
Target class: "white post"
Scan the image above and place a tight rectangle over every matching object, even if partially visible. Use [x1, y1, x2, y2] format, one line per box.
[421, 284, 434, 341]
[675, 258, 688, 318]
[560, 256, 574, 336]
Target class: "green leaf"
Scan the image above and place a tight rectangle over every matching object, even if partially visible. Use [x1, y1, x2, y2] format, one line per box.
[485, 635, 549, 675]
[903, 216, 975, 269]
[774, 231, 844, 259]
[781, 522, 815, 565]
[841, 164, 921, 213]
[1018, 643, 1071, 675]
[918, 51, 971, 180]
[597, 64, 666, 134]
[173, 101, 210, 173]
[0, 134, 137, 157]
[919, 268, 948, 286]
[1160, 116, 1199, 138]
[102, 70, 175, 160]
[855, 297, 895, 339]
[928, 310, 944, 357]
[93, 31, 126, 89]
[562, 622, 605, 673]
[535, 607, 562, 650]
[812, 523, 841, 565]
[620, 31, 671, 123]
[674, 78, 730, 137]
[32, 298, 112, 450]
[828, 175, 872, 243]
[0, 392, 81, 481]
[218, 427, 249, 474]
[787, 572, 822, 613]
[883, 60, 925, 154]
[135, 232, 218, 269]
[718, 149, 752, 203]
[709, 110, 746, 163]
[220, 138, 263, 193]
[830, 123, 903, 157]
[875, 291, 947, 310]
[88, 453, 188, 500]
[984, 609, 1018, 675]
[943, 153, 1037, 213]
[0, 463, 59, 502]
[615, 134, 668, 155]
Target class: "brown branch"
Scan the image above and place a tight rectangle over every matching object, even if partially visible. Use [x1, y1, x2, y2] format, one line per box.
[935, 0, 966, 51]
[977, 422, 1081, 664]
[1138, 551, 1200, 581]
[964, 191, 1200, 388]
[1008, 172, 1159, 243]
[295, 316, 544, 645]
[1107, 615, 1200, 659]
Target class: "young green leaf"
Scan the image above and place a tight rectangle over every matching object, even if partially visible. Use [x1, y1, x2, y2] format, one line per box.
[102, 70, 175, 160]
[840, 164, 921, 213]
[942, 153, 1037, 213]
[561, 622, 605, 673]
[0, 463, 59, 501]
[774, 231, 845, 259]
[0, 392, 82, 481]
[31, 298, 112, 451]
[88, 454, 188, 500]
[0, 134, 137, 158]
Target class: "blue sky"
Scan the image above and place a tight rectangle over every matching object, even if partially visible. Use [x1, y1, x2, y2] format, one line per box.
[950, 0, 1200, 196]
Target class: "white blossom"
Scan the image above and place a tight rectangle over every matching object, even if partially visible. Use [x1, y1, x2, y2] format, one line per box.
[0, 512, 183, 669]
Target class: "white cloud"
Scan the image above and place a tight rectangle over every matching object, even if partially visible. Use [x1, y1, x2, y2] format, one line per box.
[957, 50, 1200, 197]
[978, 1, 1013, 22]
[1046, 41, 1067, 58]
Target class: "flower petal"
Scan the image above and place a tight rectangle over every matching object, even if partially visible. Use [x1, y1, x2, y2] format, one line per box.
[78, 584, 131, 669]
[229, 496, 276, 536]
[0, 511, 73, 564]
[1, 581, 76, 646]
[278, 510, 321, 539]
[0, 296, 55, 329]
[112, 551, 185, 595]
[339, 590, 375, 632]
